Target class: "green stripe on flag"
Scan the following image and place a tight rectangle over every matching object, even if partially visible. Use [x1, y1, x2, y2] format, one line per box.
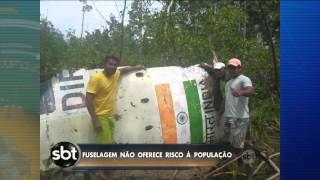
[183, 80, 203, 143]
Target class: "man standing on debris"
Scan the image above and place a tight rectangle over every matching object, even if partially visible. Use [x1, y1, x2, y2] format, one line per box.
[224, 58, 254, 150]
[86, 55, 144, 144]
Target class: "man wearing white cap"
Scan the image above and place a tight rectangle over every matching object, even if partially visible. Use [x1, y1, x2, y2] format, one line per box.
[224, 58, 254, 149]
[212, 62, 226, 122]
[199, 62, 226, 126]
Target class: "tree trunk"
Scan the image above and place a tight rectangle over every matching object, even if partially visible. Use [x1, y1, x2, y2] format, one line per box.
[162, 0, 174, 66]
[258, 1, 279, 97]
[120, 0, 127, 60]
[80, 8, 85, 39]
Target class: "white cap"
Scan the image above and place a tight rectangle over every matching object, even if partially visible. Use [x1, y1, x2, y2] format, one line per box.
[213, 62, 225, 69]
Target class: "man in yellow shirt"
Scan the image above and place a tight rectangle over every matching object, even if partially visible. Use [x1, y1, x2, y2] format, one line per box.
[86, 55, 144, 144]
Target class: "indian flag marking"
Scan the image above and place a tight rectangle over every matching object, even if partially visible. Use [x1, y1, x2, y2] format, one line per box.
[170, 82, 191, 144]
[183, 80, 203, 143]
[155, 84, 177, 144]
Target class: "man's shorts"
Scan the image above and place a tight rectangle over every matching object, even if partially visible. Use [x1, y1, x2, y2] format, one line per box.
[96, 115, 115, 144]
[223, 117, 249, 149]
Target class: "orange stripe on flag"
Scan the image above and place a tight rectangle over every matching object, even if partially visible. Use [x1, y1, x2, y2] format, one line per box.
[155, 84, 177, 144]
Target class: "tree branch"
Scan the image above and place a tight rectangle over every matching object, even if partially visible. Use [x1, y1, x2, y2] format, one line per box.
[204, 153, 243, 178]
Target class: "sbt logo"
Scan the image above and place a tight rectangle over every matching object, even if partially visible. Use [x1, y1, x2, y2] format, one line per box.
[241, 149, 256, 165]
[50, 142, 80, 168]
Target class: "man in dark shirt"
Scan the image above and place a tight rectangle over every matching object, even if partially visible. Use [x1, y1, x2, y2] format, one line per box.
[199, 62, 226, 126]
